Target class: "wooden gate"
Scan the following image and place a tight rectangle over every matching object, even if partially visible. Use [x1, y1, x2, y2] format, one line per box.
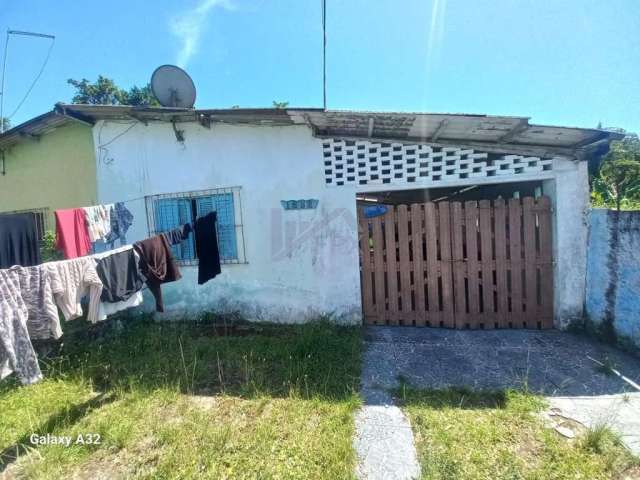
[359, 196, 554, 329]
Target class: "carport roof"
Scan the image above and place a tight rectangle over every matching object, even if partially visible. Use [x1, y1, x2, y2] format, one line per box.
[2, 103, 625, 159]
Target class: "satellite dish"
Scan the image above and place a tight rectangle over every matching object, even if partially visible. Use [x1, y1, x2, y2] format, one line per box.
[150, 65, 196, 108]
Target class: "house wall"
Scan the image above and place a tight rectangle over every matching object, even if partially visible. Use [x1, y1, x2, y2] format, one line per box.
[93, 120, 590, 327]
[93, 121, 362, 324]
[585, 209, 640, 349]
[0, 122, 97, 225]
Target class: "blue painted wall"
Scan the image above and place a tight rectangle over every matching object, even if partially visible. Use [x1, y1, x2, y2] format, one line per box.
[586, 209, 640, 348]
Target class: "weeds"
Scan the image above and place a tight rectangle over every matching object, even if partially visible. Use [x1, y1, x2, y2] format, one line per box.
[0, 317, 362, 479]
[399, 387, 638, 480]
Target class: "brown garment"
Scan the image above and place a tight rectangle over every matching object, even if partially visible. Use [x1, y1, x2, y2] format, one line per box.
[133, 235, 181, 312]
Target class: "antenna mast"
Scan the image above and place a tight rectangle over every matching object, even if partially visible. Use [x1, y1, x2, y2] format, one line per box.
[0, 29, 55, 133]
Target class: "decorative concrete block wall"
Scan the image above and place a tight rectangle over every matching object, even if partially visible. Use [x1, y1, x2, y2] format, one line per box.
[586, 209, 640, 349]
[322, 139, 553, 187]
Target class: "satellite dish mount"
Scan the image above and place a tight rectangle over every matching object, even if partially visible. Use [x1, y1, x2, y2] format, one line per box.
[150, 65, 196, 142]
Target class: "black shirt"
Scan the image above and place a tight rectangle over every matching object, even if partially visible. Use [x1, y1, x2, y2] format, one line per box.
[0, 213, 41, 269]
[96, 248, 145, 303]
[194, 212, 221, 285]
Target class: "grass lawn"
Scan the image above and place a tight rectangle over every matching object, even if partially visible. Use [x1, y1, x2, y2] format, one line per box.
[0, 317, 361, 479]
[398, 387, 640, 480]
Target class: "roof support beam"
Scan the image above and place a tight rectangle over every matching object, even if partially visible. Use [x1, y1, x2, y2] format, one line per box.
[430, 119, 449, 142]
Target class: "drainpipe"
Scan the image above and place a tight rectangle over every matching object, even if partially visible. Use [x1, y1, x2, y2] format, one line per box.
[1, 149, 5, 175]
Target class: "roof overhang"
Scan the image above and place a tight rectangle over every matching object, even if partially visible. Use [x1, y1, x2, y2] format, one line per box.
[4, 104, 625, 160]
[0, 106, 94, 151]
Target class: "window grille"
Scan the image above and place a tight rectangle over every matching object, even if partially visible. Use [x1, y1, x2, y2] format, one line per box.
[0, 207, 50, 241]
[145, 186, 246, 265]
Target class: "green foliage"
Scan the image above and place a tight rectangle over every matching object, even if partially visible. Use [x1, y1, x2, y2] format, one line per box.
[67, 76, 160, 106]
[272, 100, 289, 109]
[400, 387, 639, 480]
[1, 116, 10, 131]
[40, 230, 63, 262]
[0, 319, 361, 478]
[591, 134, 640, 211]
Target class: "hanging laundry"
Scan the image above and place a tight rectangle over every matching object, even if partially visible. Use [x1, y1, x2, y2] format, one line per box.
[134, 235, 181, 312]
[43, 257, 103, 323]
[9, 265, 61, 340]
[161, 223, 193, 246]
[95, 246, 144, 303]
[0, 269, 42, 385]
[0, 213, 41, 269]
[105, 202, 134, 247]
[93, 246, 144, 321]
[194, 212, 221, 285]
[96, 291, 143, 322]
[55, 208, 92, 259]
[83, 204, 113, 243]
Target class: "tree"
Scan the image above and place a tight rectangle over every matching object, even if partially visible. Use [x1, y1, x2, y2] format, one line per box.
[67, 76, 159, 106]
[272, 100, 289, 109]
[591, 134, 640, 211]
[1, 117, 10, 132]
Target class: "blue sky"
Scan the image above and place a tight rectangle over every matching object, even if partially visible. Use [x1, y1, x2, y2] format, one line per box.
[2, 0, 639, 133]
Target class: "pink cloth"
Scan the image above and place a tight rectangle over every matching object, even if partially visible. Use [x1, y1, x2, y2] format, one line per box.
[55, 209, 91, 259]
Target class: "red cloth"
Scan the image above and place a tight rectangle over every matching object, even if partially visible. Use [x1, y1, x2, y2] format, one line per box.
[55, 209, 91, 259]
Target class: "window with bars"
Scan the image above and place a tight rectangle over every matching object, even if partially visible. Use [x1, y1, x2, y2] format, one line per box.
[145, 187, 246, 265]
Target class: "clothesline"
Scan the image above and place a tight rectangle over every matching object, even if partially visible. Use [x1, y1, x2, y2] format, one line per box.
[1, 210, 223, 387]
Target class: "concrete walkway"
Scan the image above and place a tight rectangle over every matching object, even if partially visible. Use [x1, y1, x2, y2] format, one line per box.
[358, 326, 640, 468]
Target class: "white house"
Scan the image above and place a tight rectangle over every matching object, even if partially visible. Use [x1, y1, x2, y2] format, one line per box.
[58, 104, 622, 329]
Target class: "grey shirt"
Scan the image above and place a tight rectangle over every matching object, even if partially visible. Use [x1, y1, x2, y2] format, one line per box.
[0, 269, 43, 385]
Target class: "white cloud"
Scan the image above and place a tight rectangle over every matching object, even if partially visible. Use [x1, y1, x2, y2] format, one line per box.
[169, 0, 233, 68]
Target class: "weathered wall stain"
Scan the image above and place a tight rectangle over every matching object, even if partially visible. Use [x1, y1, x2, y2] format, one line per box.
[586, 209, 640, 350]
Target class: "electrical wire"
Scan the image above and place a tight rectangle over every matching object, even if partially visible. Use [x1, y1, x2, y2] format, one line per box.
[7, 36, 55, 119]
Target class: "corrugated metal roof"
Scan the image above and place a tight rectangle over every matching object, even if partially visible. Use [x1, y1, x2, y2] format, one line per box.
[1, 104, 624, 159]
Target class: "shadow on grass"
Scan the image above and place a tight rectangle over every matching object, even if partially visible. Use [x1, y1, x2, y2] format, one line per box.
[0, 392, 117, 472]
[40, 315, 362, 402]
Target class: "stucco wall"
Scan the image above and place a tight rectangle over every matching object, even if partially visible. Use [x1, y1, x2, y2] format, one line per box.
[544, 160, 590, 328]
[93, 120, 589, 327]
[93, 121, 362, 324]
[586, 209, 640, 348]
[0, 122, 97, 225]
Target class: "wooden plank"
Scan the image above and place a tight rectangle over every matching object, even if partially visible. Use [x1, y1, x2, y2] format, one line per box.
[438, 202, 455, 328]
[371, 215, 387, 325]
[424, 202, 441, 326]
[493, 199, 509, 328]
[450, 202, 466, 329]
[508, 198, 523, 327]
[522, 197, 538, 328]
[478, 199, 495, 328]
[358, 211, 375, 324]
[537, 196, 554, 328]
[397, 205, 412, 325]
[464, 201, 480, 328]
[410, 203, 426, 326]
[384, 207, 399, 325]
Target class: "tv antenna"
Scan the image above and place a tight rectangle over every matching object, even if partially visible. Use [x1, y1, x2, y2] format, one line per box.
[0, 29, 55, 133]
[150, 65, 196, 108]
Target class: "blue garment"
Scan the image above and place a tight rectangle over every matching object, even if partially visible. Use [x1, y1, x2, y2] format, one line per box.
[106, 203, 134, 247]
[363, 205, 388, 218]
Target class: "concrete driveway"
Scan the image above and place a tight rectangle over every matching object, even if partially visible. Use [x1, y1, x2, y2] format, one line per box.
[357, 326, 640, 468]
[361, 327, 640, 399]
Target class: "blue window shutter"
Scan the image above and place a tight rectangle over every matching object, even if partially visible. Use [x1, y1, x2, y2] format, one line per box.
[196, 194, 237, 260]
[154, 198, 195, 261]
